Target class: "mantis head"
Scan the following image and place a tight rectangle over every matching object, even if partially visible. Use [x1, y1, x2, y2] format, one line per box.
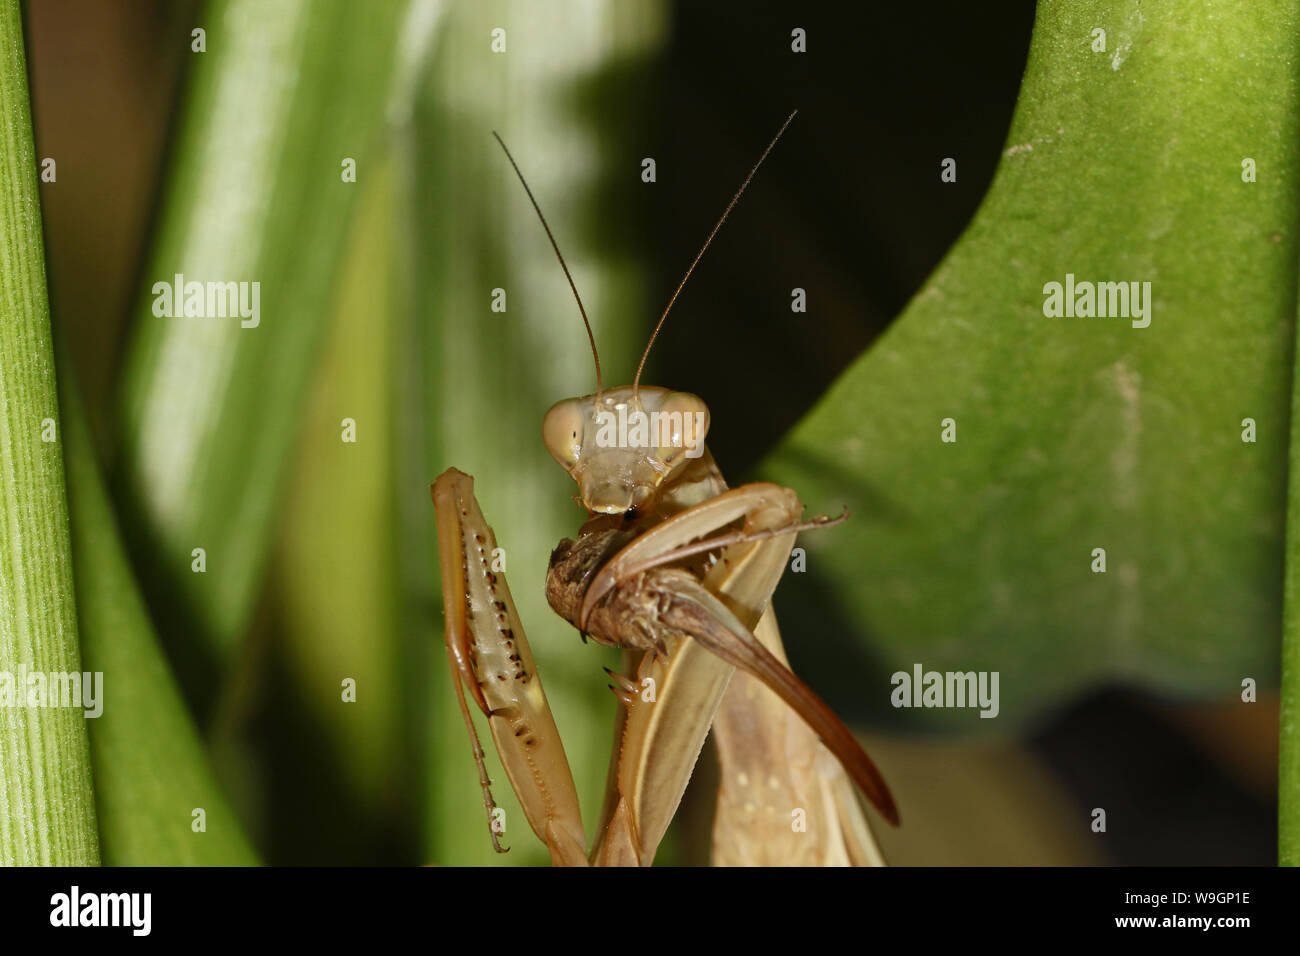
[493, 112, 795, 516]
[543, 386, 710, 515]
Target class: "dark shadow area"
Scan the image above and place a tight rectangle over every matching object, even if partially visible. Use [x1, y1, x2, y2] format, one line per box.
[647, 0, 1039, 474]
[250, 604, 419, 866]
[1029, 688, 1276, 865]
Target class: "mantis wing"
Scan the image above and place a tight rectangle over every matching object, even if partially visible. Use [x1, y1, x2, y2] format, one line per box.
[710, 609, 887, 866]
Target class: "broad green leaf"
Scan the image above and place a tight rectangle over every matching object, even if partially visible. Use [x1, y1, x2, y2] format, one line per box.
[0, 0, 98, 866]
[760, 0, 1299, 730]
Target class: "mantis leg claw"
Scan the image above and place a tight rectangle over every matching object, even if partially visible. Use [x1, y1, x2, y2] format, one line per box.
[604, 666, 642, 705]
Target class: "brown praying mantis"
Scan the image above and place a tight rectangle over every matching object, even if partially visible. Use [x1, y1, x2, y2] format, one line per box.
[432, 111, 898, 866]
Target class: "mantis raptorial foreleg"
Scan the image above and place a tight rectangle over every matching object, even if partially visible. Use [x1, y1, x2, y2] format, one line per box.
[611, 484, 891, 866]
[432, 469, 588, 867]
[547, 482, 896, 865]
[583, 484, 808, 865]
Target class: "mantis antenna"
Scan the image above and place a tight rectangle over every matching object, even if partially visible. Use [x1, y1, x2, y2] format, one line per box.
[632, 109, 798, 402]
[492, 131, 604, 398]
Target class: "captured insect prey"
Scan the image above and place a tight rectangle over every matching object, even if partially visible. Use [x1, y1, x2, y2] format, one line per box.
[433, 112, 896, 868]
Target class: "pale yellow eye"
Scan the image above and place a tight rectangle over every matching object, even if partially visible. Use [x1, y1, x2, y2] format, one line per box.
[542, 399, 586, 471]
[654, 391, 709, 471]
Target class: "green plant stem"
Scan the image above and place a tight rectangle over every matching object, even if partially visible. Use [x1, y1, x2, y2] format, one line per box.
[0, 0, 99, 866]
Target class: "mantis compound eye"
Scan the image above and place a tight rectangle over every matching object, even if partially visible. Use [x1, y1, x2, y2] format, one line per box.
[652, 391, 710, 473]
[542, 398, 587, 471]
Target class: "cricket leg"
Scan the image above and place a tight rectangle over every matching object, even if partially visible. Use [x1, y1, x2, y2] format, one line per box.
[433, 468, 588, 866]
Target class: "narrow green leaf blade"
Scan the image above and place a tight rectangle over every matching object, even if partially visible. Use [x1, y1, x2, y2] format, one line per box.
[115, 0, 413, 667]
[0, 0, 98, 866]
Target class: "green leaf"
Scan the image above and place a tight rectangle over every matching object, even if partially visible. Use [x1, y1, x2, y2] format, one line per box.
[0, 0, 98, 866]
[61, 367, 258, 865]
[114, 0, 414, 678]
[759, 0, 1299, 730]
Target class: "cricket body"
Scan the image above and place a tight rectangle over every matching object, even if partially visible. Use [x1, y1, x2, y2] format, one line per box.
[432, 111, 897, 867]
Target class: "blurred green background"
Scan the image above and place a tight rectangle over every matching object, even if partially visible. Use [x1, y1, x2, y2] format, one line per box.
[19, 0, 1285, 865]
